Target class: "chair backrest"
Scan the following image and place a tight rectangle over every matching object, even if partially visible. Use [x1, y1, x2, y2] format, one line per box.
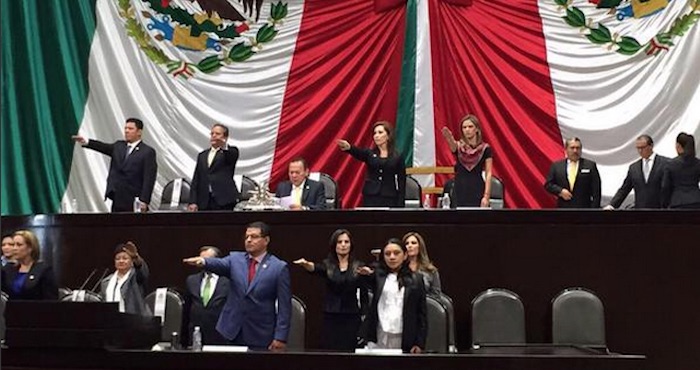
[425, 295, 449, 353]
[145, 288, 185, 342]
[1, 291, 8, 304]
[159, 178, 192, 211]
[438, 292, 457, 353]
[287, 295, 306, 350]
[310, 172, 338, 209]
[234, 175, 259, 201]
[405, 175, 422, 208]
[59, 287, 73, 300]
[490, 175, 505, 209]
[552, 287, 606, 348]
[471, 288, 526, 347]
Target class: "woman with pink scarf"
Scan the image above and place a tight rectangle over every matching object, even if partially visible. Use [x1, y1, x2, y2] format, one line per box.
[441, 115, 493, 207]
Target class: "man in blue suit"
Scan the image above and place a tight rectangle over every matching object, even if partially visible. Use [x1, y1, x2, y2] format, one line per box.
[275, 157, 326, 210]
[183, 222, 291, 350]
[72, 118, 157, 212]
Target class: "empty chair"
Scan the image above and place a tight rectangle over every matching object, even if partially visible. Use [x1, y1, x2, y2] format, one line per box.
[234, 175, 259, 202]
[159, 178, 192, 211]
[405, 175, 422, 208]
[490, 175, 505, 209]
[439, 292, 458, 353]
[310, 172, 339, 209]
[287, 295, 307, 350]
[145, 288, 185, 342]
[424, 295, 449, 353]
[552, 287, 606, 348]
[471, 288, 525, 347]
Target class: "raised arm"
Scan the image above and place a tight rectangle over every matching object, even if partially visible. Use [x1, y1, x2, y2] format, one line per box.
[441, 127, 458, 153]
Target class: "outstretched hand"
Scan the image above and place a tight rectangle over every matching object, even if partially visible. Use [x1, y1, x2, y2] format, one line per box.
[71, 135, 86, 145]
[293, 258, 314, 272]
[356, 266, 374, 276]
[336, 139, 351, 151]
[183, 256, 205, 266]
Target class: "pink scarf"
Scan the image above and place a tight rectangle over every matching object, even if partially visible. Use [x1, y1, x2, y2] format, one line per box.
[457, 141, 489, 171]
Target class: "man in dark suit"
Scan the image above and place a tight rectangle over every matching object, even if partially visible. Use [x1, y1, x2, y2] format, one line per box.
[274, 157, 326, 210]
[188, 124, 239, 211]
[544, 137, 601, 208]
[604, 135, 669, 210]
[183, 222, 291, 351]
[72, 118, 157, 212]
[184, 246, 230, 345]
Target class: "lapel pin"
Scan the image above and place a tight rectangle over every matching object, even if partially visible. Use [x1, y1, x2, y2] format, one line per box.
[29, 275, 35, 280]
[263, 264, 268, 269]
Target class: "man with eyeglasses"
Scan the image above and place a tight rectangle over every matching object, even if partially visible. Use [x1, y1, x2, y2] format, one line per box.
[605, 135, 670, 210]
[183, 222, 291, 351]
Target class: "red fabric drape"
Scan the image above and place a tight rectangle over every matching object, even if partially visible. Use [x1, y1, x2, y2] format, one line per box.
[271, 0, 406, 208]
[430, 0, 562, 208]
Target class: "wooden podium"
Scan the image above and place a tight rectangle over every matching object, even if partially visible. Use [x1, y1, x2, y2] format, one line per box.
[4, 301, 161, 349]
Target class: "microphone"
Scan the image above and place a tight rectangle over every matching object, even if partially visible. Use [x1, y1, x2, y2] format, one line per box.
[77, 268, 98, 291]
[90, 268, 110, 292]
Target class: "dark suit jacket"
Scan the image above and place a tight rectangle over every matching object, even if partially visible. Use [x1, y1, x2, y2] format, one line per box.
[1, 261, 58, 300]
[311, 259, 368, 315]
[347, 146, 406, 207]
[362, 268, 427, 353]
[184, 272, 230, 345]
[85, 140, 158, 205]
[609, 155, 669, 209]
[99, 260, 151, 316]
[544, 158, 601, 208]
[189, 146, 240, 209]
[661, 156, 700, 208]
[275, 179, 326, 210]
[204, 252, 291, 348]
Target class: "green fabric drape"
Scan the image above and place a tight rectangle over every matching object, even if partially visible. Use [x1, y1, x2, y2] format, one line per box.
[394, 0, 417, 166]
[1, 0, 97, 215]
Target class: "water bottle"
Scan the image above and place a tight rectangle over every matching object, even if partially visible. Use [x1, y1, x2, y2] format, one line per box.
[192, 326, 202, 351]
[441, 193, 451, 209]
[170, 331, 180, 350]
[422, 194, 431, 209]
[133, 197, 141, 213]
[70, 198, 78, 213]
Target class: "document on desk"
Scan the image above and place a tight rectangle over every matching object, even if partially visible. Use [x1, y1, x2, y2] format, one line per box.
[202, 345, 249, 352]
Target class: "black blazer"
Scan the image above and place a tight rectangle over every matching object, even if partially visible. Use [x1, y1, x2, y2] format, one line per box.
[275, 179, 326, 210]
[362, 268, 427, 353]
[85, 140, 158, 204]
[544, 158, 601, 208]
[661, 156, 700, 208]
[347, 146, 406, 207]
[1, 261, 58, 300]
[189, 146, 240, 209]
[310, 259, 368, 315]
[609, 155, 669, 209]
[184, 272, 230, 345]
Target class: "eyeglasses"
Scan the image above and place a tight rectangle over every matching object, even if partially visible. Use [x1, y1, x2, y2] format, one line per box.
[636, 145, 649, 151]
[245, 234, 263, 240]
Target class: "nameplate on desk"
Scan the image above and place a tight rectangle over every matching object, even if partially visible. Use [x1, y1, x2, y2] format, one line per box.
[353, 207, 392, 211]
[354, 348, 403, 355]
[202, 345, 249, 352]
[455, 207, 491, 210]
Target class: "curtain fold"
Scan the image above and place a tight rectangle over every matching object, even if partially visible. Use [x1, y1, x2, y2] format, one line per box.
[1, 0, 97, 215]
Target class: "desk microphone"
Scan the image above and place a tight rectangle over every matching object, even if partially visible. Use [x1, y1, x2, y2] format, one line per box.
[90, 268, 110, 292]
[77, 268, 98, 291]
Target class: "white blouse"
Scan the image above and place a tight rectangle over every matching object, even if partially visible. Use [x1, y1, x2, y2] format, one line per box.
[378, 273, 404, 334]
[105, 269, 132, 313]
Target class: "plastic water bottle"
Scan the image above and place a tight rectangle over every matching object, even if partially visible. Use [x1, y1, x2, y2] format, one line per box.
[170, 331, 180, 350]
[70, 198, 78, 213]
[441, 193, 451, 209]
[133, 197, 141, 213]
[192, 326, 202, 351]
[422, 194, 431, 209]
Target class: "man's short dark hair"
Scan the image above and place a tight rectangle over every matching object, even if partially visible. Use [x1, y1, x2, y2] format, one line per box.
[289, 156, 308, 170]
[199, 246, 222, 257]
[564, 137, 582, 148]
[213, 123, 229, 137]
[126, 118, 144, 130]
[637, 134, 653, 146]
[247, 221, 270, 238]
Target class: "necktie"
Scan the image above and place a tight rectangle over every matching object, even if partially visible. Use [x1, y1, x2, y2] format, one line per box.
[643, 158, 651, 183]
[293, 186, 302, 205]
[125, 144, 133, 160]
[248, 259, 258, 286]
[207, 148, 217, 167]
[201, 274, 212, 306]
[567, 161, 578, 190]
